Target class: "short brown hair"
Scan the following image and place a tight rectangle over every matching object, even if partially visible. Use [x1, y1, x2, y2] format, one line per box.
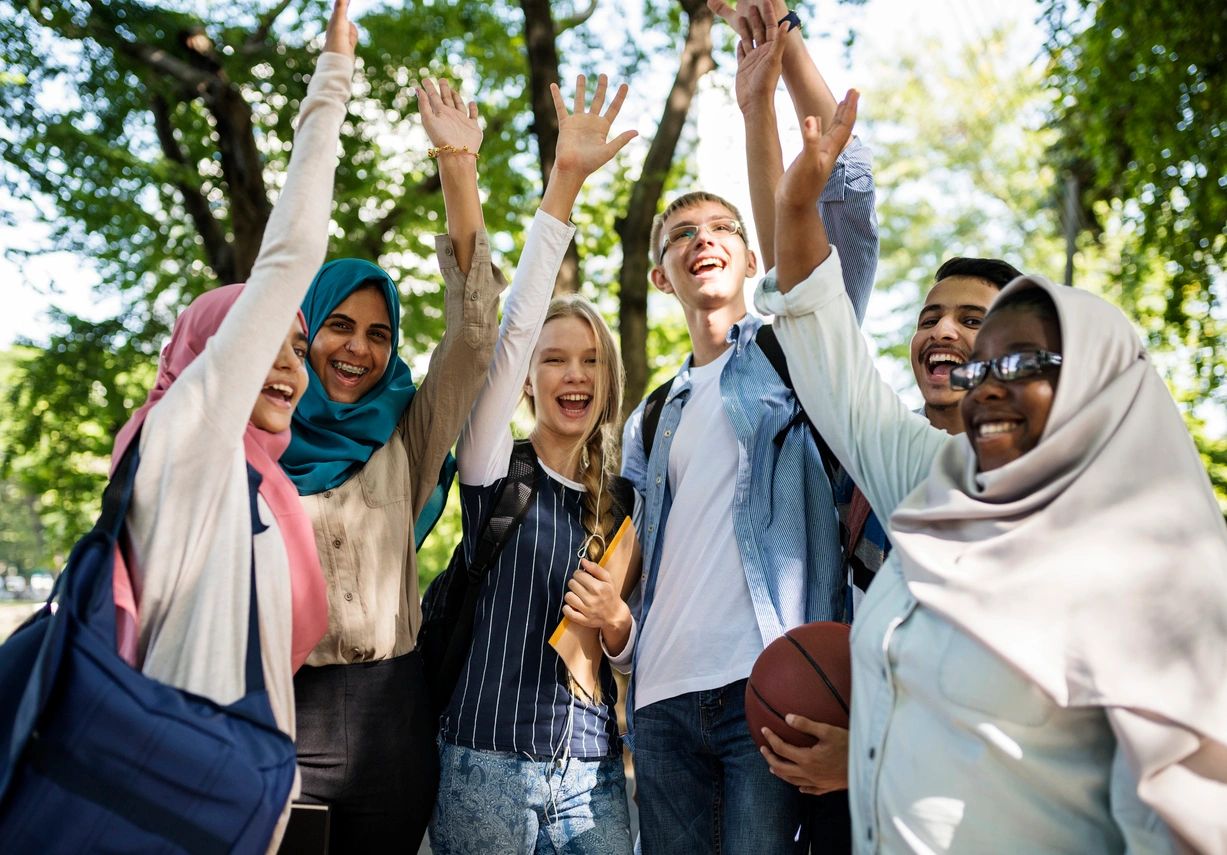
[650, 191, 746, 267]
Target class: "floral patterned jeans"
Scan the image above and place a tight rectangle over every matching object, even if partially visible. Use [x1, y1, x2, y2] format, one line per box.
[430, 742, 633, 854]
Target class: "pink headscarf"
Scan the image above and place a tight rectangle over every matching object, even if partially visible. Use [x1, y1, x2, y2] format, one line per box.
[111, 284, 327, 672]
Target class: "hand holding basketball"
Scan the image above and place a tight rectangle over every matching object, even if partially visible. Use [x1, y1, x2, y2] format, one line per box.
[761, 716, 849, 795]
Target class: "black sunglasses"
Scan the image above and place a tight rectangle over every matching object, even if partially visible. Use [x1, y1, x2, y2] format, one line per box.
[949, 350, 1063, 391]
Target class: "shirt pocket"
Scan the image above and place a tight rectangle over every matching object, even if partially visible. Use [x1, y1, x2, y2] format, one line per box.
[936, 625, 1054, 728]
[359, 453, 412, 509]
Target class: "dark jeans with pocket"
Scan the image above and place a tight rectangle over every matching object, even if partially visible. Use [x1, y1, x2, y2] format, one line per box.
[293, 650, 438, 852]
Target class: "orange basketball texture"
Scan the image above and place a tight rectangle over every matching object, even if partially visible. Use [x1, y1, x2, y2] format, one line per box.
[745, 621, 852, 748]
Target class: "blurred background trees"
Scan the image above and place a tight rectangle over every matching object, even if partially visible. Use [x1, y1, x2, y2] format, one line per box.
[1, 0, 1223, 584]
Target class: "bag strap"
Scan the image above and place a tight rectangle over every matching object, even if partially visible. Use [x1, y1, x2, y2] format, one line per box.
[466, 439, 540, 584]
[640, 377, 673, 461]
[242, 464, 267, 696]
[756, 325, 839, 482]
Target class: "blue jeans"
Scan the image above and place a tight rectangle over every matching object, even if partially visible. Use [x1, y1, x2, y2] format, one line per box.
[633, 679, 803, 854]
[430, 742, 633, 854]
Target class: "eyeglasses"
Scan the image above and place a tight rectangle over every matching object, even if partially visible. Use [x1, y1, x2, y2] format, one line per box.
[658, 218, 744, 262]
[948, 350, 1063, 391]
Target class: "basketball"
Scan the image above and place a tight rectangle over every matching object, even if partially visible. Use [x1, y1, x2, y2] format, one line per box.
[745, 621, 852, 748]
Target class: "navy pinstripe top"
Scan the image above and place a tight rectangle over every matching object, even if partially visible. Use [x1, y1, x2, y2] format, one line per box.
[439, 466, 621, 760]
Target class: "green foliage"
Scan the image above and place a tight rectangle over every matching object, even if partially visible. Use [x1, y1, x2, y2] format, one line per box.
[1044, 0, 1226, 410]
[862, 26, 1067, 356]
[0, 0, 703, 562]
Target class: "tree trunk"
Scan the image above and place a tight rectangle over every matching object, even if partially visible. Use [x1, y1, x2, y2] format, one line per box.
[519, 0, 580, 293]
[206, 81, 272, 282]
[616, 0, 715, 418]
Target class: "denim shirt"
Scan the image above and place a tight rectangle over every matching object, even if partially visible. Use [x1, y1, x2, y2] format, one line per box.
[620, 139, 879, 743]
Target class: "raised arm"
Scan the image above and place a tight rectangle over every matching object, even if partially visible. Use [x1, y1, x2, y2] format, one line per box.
[416, 79, 484, 274]
[452, 74, 637, 486]
[761, 94, 947, 520]
[734, 8, 787, 271]
[195, 0, 356, 437]
[721, 0, 878, 318]
[711, 0, 839, 128]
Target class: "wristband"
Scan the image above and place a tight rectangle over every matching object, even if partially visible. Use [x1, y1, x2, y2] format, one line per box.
[778, 10, 801, 31]
[427, 144, 479, 159]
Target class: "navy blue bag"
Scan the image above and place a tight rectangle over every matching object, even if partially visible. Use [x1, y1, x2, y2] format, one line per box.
[0, 440, 297, 854]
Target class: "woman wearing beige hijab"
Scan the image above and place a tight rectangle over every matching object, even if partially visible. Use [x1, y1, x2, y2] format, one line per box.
[751, 90, 1227, 853]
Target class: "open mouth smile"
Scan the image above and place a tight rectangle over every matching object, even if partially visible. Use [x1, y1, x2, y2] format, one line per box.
[923, 347, 966, 379]
[689, 256, 727, 276]
[260, 382, 297, 409]
[556, 392, 592, 419]
[329, 359, 370, 386]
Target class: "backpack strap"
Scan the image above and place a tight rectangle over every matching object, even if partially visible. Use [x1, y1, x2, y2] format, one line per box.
[640, 376, 675, 461]
[756, 325, 839, 482]
[466, 439, 539, 584]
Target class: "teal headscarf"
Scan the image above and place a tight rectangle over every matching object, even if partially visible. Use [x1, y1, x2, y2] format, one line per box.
[283, 258, 453, 549]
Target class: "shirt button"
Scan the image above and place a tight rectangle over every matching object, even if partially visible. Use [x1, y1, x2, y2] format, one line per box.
[655, 476, 662, 484]
[468, 290, 479, 301]
[351, 647, 361, 659]
[332, 537, 342, 548]
[323, 490, 333, 498]
[344, 592, 353, 602]
[445, 246, 454, 256]
[663, 429, 671, 437]
[648, 524, 655, 533]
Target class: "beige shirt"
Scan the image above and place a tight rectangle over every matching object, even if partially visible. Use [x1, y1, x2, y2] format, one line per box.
[302, 234, 504, 666]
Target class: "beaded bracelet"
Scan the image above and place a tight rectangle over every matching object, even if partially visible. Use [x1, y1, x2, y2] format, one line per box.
[427, 144, 479, 159]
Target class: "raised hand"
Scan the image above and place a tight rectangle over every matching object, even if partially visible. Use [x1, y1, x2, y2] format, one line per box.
[323, 0, 358, 58]
[735, 5, 787, 114]
[709, 0, 790, 47]
[415, 79, 483, 154]
[776, 89, 859, 211]
[550, 74, 638, 180]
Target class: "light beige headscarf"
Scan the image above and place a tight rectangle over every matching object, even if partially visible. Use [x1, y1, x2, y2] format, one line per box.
[891, 275, 1227, 849]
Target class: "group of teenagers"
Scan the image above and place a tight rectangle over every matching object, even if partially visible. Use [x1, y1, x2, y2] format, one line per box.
[86, 0, 1227, 852]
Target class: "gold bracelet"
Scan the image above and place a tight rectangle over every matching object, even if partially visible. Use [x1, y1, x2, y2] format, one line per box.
[427, 144, 479, 159]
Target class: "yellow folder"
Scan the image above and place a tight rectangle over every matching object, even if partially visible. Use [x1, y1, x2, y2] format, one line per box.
[548, 515, 642, 705]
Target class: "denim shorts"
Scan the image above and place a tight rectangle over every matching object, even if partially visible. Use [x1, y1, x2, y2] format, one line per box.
[430, 741, 633, 854]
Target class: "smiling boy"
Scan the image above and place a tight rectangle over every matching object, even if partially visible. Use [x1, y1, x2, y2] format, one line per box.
[615, 26, 879, 851]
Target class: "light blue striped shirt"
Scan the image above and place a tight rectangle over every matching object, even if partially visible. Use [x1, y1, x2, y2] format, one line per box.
[620, 139, 879, 743]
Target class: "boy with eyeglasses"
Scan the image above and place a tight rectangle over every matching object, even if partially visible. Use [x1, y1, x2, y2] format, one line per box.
[613, 5, 878, 851]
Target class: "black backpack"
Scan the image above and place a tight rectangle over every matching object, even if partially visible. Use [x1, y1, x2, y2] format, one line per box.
[640, 324, 837, 479]
[418, 440, 539, 717]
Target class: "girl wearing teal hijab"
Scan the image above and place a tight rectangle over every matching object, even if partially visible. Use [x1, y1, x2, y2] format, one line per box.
[282, 79, 501, 850]
[283, 257, 453, 546]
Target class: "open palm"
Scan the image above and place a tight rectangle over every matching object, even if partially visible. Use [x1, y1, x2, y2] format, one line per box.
[734, 11, 786, 112]
[415, 78, 483, 153]
[777, 89, 859, 210]
[551, 74, 637, 178]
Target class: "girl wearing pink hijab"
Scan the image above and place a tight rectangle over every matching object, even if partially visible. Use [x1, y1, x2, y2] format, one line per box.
[107, 2, 355, 840]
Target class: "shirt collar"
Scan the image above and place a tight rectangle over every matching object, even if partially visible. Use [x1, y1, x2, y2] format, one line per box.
[666, 313, 763, 404]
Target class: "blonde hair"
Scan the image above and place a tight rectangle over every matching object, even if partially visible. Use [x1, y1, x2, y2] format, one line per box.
[525, 296, 625, 561]
[649, 191, 747, 267]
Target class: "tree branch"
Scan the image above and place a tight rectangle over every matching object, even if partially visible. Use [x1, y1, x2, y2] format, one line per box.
[356, 172, 444, 260]
[149, 91, 236, 282]
[556, 0, 599, 33]
[244, 0, 296, 53]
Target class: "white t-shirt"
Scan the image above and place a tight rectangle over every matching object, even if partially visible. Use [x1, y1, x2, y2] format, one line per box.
[632, 346, 764, 711]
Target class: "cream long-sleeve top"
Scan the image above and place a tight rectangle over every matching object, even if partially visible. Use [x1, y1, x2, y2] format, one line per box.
[300, 229, 504, 667]
[755, 248, 1182, 854]
[123, 47, 351, 783]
